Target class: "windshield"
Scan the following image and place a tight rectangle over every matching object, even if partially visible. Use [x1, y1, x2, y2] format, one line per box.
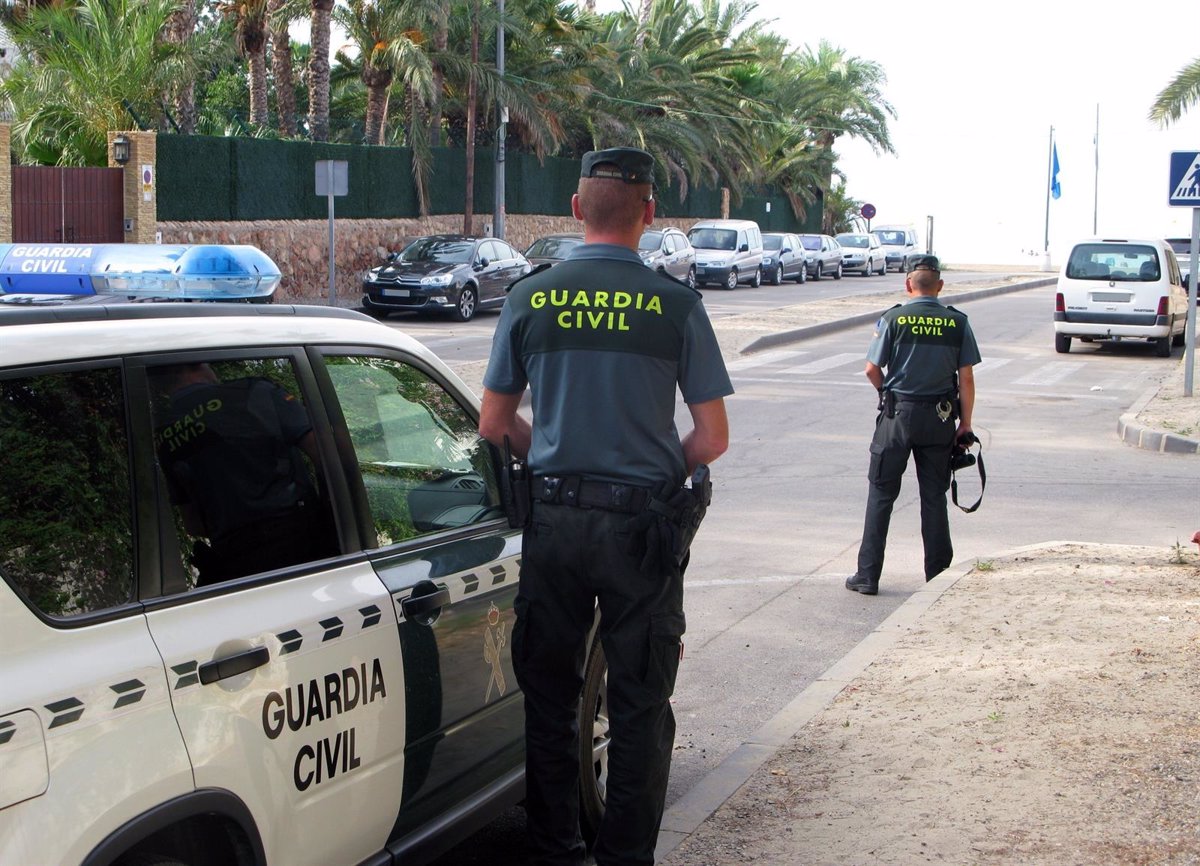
[1065, 243, 1160, 281]
[800, 236, 821, 251]
[638, 232, 663, 251]
[762, 235, 783, 251]
[836, 234, 868, 249]
[687, 228, 737, 251]
[526, 236, 582, 258]
[400, 238, 474, 264]
[873, 231, 906, 245]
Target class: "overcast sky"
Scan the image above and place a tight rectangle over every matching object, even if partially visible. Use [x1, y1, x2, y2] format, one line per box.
[591, 0, 1200, 264]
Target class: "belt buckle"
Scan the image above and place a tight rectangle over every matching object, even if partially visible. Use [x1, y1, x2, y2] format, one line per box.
[540, 476, 562, 502]
[610, 484, 630, 509]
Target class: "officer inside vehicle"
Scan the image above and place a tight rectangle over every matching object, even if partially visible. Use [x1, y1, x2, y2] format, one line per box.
[478, 146, 732, 866]
[153, 362, 332, 586]
[845, 255, 981, 595]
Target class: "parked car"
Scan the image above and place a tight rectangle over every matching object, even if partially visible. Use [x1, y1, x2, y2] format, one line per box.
[799, 233, 843, 280]
[870, 225, 920, 273]
[1166, 237, 1194, 287]
[761, 232, 808, 285]
[687, 219, 765, 289]
[362, 235, 531, 322]
[836, 232, 886, 276]
[524, 232, 585, 267]
[1053, 236, 1188, 356]
[0, 299, 608, 866]
[638, 227, 697, 287]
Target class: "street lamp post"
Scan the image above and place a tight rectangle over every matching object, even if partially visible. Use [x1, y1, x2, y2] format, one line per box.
[493, 0, 506, 240]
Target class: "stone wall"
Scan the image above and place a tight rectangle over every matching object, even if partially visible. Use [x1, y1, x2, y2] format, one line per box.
[158, 214, 704, 303]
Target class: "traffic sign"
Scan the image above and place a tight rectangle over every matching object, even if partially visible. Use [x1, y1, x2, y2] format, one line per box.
[861, 203, 876, 219]
[1169, 152, 1200, 206]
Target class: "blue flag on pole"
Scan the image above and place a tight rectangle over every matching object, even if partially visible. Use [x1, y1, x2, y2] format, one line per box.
[1051, 143, 1061, 200]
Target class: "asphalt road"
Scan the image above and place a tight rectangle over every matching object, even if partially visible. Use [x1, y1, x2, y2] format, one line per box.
[423, 277, 1196, 865]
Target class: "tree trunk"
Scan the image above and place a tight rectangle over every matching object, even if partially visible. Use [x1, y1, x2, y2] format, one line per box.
[364, 69, 393, 145]
[462, 0, 479, 235]
[635, 0, 651, 48]
[429, 23, 448, 147]
[164, 0, 197, 133]
[268, 0, 297, 136]
[307, 0, 334, 141]
[249, 47, 269, 128]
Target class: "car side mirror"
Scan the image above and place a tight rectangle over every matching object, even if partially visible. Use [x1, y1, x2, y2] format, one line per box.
[781, 247, 792, 254]
[739, 243, 749, 252]
[386, 252, 399, 262]
[475, 257, 490, 270]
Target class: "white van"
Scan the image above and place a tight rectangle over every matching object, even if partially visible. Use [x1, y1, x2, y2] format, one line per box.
[1053, 237, 1188, 357]
[687, 219, 764, 290]
[870, 225, 919, 272]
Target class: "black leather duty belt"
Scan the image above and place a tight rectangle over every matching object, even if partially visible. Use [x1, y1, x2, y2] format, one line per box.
[531, 475, 650, 514]
[892, 393, 955, 404]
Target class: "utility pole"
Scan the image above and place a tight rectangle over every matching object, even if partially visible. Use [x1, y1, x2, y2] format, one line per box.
[492, 0, 507, 240]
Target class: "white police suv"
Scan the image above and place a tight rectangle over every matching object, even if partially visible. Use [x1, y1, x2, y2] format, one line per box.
[0, 293, 607, 865]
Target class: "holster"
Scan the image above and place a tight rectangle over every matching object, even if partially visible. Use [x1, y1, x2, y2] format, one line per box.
[499, 436, 531, 529]
[643, 464, 713, 568]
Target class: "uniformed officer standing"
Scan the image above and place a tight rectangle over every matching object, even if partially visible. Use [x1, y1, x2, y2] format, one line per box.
[845, 255, 981, 595]
[478, 147, 732, 866]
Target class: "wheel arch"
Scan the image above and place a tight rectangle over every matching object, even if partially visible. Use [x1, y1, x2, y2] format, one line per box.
[82, 789, 266, 866]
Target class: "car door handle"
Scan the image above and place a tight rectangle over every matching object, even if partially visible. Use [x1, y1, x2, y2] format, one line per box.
[199, 646, 270, 685]
[402, 587, 451, 619]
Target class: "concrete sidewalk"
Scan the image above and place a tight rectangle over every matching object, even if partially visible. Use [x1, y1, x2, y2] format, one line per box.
[649, 272, 1200, 864]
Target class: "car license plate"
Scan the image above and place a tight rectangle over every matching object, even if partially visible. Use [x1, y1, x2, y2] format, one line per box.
[381, 288, 410, 298]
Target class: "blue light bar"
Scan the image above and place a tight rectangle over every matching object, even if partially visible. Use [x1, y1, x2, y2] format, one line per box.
[0, 244, 281, 300]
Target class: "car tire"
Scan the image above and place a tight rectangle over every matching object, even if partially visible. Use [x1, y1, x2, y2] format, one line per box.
[453, 285, 477, 322]
[796, 265, 807, 285]
[1155, 333, 1172, 357]
[1172, 329, 1185, 347]
[834, 263, 843, 280]
[686, 266, 696, 290]
[861, 261, 871, 277]
[769, 264, 783, 286]
[724, 268, 738, 290]
[812, 264, 822, 281]
[749, 267, 762, 288]
[877, 258, 886, 276]
[116, 855, 192, 866]
[1054, 333, 1071, 354]
[578, 632, 610, 844]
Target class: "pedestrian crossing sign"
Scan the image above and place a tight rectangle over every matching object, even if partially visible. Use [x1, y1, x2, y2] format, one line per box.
[1169, 151, 1200, 206]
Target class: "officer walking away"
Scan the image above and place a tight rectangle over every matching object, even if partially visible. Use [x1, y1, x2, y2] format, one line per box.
[478, 146, 732, 866]
[845, 255, 981, 595]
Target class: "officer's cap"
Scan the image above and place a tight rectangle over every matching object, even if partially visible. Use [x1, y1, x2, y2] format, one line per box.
[909, 254, 941, 273]
[581, 147, 656, 186]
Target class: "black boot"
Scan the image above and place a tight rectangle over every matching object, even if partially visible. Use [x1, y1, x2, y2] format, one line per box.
[845, 573, 879, 595]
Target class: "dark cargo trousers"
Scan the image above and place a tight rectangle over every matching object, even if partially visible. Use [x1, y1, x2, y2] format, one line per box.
[855, 400, 956, 582]
[513, 502, 685, 866]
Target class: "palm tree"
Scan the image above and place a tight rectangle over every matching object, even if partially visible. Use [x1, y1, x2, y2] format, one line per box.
[0, 0, 190, 164]
[307, 0, 335, 139]
[794, 40, 895, 157]
[1150, 58, 1200, 126]
[220, 0, 271, 127]
[164, 0, 199, 132]
[268, 0, 300, 135]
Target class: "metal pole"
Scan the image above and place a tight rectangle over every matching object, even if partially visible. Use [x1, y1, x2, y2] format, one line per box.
[1043, 125, 1053, 253]
[492, 0, 506, 240]
[327, 161, 336, 306]
[1092, 105, 1099, 235]
[1186, 207, 1198, 396]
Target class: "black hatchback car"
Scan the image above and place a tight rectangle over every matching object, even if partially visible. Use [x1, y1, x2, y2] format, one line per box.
[362, 235, 531, 322]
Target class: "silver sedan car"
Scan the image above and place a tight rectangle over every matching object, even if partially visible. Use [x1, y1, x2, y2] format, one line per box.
[638, 228, 697, 288]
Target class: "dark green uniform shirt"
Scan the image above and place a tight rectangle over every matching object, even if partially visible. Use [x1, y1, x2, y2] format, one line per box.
[484, 243, 733, 487]
[867, 296, 982, 397]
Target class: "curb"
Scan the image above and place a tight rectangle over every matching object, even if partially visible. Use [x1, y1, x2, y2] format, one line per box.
[654, 539, 1091, 863]
[739, 278, 1056, 355]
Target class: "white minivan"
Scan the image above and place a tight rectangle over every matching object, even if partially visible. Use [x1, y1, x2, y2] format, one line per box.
[687, 219, 765, 290]
[1053, 237, 1188, 357]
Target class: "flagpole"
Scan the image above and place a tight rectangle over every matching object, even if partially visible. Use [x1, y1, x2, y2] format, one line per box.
[1093, 105, 1099, 235]
[1044, 125, 1054, 268]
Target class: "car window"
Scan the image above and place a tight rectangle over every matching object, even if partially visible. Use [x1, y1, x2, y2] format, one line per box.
[873, 230, 905, 245]
[526, 237, 582, 258]
[147, 356, 335, 591]
[688, 228, 737, 251]
[800, 236, 820, 251]
[401, 238, 474, 264]
[836, 234, 868, 248]
[763, 235, 782, 251]
[0, 364, 134, 617]
[1065, 243, 1159, 281]
[639, 231, 663, 252]
[324, 356, 502, 548]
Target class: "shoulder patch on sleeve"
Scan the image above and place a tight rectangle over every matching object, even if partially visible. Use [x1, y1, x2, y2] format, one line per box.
[944, 304, 967, 316]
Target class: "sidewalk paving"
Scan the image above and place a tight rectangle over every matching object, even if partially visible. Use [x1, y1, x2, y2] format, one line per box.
[650, 273, 1200, 865]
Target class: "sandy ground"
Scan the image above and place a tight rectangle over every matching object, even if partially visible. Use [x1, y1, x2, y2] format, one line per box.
[661, 543, 1200, 866]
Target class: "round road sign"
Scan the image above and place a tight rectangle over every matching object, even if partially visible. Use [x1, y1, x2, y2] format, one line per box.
[861, 203, 876, 220]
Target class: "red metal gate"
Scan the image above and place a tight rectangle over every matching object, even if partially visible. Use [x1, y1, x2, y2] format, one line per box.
[12, 166, 125, 243]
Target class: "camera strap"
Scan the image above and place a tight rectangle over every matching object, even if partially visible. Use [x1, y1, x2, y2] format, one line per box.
[950, 441, 985, 513]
